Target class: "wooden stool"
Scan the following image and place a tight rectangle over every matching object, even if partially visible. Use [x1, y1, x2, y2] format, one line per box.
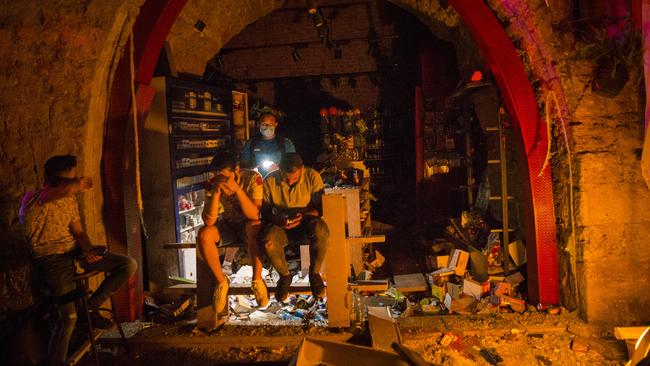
[71, 271, 129, 366]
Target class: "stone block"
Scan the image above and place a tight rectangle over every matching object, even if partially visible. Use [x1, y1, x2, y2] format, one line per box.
[577, 225, 627, 261]
[578, 183, 650, 226]
[577, 258, 650, 324]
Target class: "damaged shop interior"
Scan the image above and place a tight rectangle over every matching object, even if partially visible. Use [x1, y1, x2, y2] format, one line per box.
[2, 0, 650, 365]
[139, 0, 527, 328]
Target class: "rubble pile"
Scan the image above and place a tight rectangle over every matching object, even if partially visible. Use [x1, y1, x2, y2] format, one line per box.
[408, 210, 550, 317]
[225, 265, 328, 326]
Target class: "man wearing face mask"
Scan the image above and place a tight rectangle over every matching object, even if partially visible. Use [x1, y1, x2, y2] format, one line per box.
[241, 112, 296, 176]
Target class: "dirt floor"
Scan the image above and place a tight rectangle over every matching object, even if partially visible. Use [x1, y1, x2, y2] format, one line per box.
[95, 309, 630, 365]
[400, 310, 628, 365]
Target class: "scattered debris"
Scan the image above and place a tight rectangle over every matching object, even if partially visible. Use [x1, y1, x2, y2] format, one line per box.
[367, 306, 402, 351]
[439, 332, 460, 347]
[290, 338, 409, 366]
[159, 295, 193, 320]
[571, 337, 589, 354]
[393, 273, 428, 293]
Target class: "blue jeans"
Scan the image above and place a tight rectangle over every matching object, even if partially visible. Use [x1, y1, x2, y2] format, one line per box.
[33, 251, 137, 363]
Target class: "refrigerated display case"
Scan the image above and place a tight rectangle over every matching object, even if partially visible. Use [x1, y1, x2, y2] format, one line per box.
[142, 77, 246, 285]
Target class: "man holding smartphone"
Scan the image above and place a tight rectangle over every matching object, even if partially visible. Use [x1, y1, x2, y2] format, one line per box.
[20, 155, 137, 364]
[261, 152, 329, 302]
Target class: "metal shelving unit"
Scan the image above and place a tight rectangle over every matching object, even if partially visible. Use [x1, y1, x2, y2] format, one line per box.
[142, 77, 246, 283]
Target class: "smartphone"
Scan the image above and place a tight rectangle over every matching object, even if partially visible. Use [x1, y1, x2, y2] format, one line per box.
[88, 247, 108, 256]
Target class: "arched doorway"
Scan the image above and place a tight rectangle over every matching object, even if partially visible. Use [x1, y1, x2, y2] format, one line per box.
[104, 0, 559, 319]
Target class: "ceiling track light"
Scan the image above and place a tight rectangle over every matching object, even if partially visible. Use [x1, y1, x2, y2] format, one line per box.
[307, 0, 319, 15]
[310, 10, 325, 28]
[317, 23, 329, 41]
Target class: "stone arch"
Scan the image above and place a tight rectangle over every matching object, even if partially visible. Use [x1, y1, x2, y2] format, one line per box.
[103, 0, 561, 317]
[82, 1, 144, 243]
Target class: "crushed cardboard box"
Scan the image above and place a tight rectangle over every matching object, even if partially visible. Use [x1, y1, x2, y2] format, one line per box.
[463, 279, 489, 300]
[444, 293, 475, 314]
[290, 338, 409, 366]
[430, 249, 469, 276]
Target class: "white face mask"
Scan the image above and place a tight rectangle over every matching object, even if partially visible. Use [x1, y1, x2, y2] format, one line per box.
[260, 126, 275, 138]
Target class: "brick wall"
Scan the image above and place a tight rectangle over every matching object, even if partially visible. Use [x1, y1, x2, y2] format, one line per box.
[217, 0, 397, 110]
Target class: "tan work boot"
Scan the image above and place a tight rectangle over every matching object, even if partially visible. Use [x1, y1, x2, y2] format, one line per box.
[212, 277, 230, 316]
[251, 279, 269, 308]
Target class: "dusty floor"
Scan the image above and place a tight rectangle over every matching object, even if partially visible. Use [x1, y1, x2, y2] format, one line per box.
[400, 311, 628, 365]
[93, 309, 629, 365]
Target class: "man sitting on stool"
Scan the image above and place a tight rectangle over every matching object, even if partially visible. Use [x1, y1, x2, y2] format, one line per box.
[198, 151, 268, 325]
[261, 152, 329, 302]
[20, 155, 137, 365]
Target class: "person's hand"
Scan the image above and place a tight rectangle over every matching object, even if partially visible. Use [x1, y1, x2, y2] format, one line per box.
[283, 213, 302, 229]
[89, 245, 107, 254]
[78, 177, 93, 191]
[85, 254, 103, 263]
[212, 175, 232, 195]
[222, 174, 240, 194]
[84, 245, 106, 263]
[205, 177, 219, 193]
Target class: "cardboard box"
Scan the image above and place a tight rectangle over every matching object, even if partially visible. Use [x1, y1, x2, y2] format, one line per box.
[500, 295, 526, 312]
[449, 249, 469, 276]
[493, 282, 512, 296]
[444, 293, 475, 314]
[447, 282, 463, 300]
[463, 278, 489, 300]
[508, 240, 527, 267]
[488, 275, 506, 282]
[439, 333, 459, 346]
[430, 268, 455, 276]
[571, 338, 589, 353]
[430, 249, 469, 277]
[290, 338, 409, 366]
[505, 272, 525, 285]
[431, 284, 446, 302]
[421, 303, 442, 314]
[393, 273, 428, 293]
[426, 255, 450, 271]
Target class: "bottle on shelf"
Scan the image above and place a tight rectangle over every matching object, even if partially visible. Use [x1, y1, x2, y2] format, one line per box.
[188, 91, 197, 110]
[203, 91, 212, 111]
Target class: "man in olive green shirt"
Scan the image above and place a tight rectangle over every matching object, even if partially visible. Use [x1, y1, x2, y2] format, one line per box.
[261, 153, 329, 302]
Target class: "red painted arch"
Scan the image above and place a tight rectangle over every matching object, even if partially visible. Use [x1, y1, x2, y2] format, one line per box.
[105, 0, 559, 318]
[103, 0, 188, 320]
[449, 0, 559, 305]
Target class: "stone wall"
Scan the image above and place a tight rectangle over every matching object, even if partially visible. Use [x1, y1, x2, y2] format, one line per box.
[0, 0, 143, 311]
[486, 0, 650, 324]
[166, 0, 285, 76]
